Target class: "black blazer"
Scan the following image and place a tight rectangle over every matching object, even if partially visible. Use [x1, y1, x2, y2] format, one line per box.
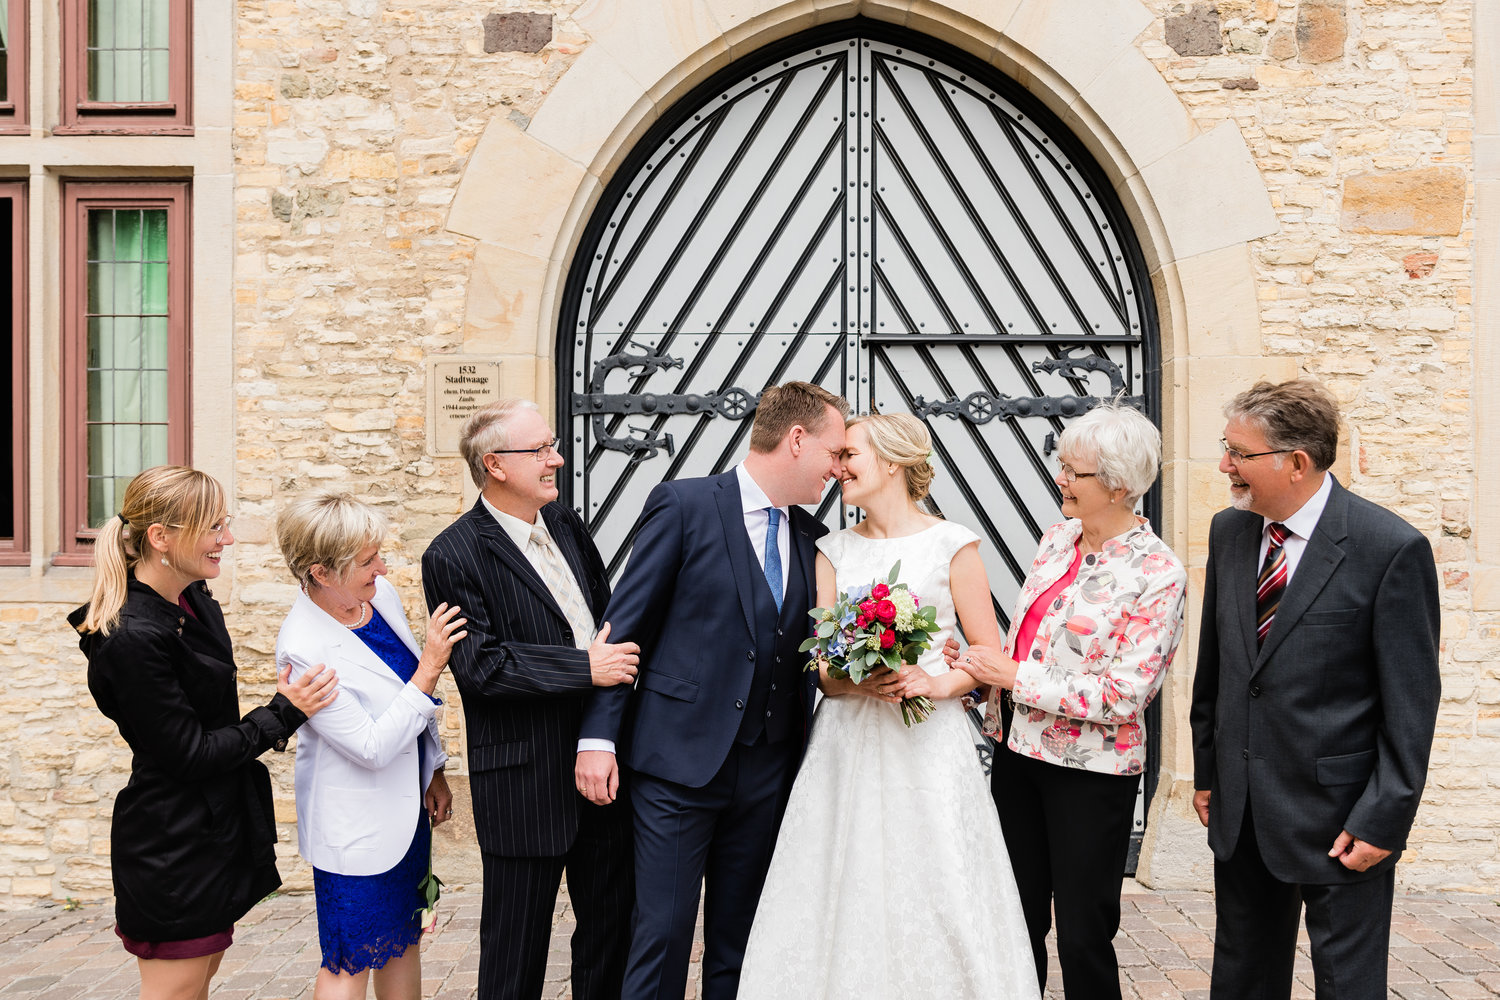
[421, 498, 612, 858]
[579, 470, 825, 788]
[71, 579, 306, 942]
[1190, 477, 1441, 884]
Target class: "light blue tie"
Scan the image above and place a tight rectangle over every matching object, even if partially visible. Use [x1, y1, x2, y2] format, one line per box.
[763, 507, 783, 612]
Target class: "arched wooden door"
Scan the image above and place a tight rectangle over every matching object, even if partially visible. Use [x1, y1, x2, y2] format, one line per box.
[557, 19, 1162, 865]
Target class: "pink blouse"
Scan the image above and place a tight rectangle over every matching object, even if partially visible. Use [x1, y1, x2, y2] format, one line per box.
[1015, 544, 1081, 662]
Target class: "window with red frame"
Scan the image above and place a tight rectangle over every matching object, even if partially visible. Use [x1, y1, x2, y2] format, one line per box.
[0, 0, 29, 133]
[1, 181, 25, 564]
[58, 182, 191, 563]
[59, 0, 192, 134]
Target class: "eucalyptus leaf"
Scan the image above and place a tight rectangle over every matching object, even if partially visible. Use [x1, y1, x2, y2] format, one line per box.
[816, 620, 837, 638]
[798, 637, 820, 652]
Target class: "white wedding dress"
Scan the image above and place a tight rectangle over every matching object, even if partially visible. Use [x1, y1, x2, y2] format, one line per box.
[738, 521, 1040, 999]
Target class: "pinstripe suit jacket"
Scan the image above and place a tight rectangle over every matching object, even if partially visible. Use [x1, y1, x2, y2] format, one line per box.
[422, 498, 610, 857]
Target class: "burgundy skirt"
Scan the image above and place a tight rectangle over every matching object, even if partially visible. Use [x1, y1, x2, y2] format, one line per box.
[116, 925, 234, 960]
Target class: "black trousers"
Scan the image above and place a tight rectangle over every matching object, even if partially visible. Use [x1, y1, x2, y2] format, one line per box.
[1210, 806, 1395, 1000]
[478, 799, 633, 1000]
[991, 743, 1139, 1000]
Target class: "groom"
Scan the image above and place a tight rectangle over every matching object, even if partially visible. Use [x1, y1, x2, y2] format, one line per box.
[575, 381, 850, 1000]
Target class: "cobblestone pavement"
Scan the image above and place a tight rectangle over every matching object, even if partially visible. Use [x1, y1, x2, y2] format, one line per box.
[0, 885, 1496, 998]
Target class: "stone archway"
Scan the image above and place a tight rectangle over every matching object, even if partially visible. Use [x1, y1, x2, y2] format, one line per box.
[444, 0, 1285, 888]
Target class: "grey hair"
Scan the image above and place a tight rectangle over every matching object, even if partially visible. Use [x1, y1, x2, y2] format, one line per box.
[1223, 379, 1339, 472]
[459, 398, 540, 489]
[1057, 402, 1162, 503]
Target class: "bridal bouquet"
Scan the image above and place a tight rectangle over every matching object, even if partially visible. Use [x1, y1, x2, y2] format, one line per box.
[800, 561, 943, 726]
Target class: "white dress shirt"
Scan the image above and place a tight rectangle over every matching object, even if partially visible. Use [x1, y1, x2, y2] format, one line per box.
[480, 497, 616, 756]
[737, 463, 789, 604]
[1258, 472, 1333, 584]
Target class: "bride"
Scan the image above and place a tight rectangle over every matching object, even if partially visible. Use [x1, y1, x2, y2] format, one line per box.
[737, 413, 1040, 999]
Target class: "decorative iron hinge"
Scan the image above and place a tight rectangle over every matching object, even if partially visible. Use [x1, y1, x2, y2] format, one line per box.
[572, 342, 761, 462]
[911, 350, 1143, 436]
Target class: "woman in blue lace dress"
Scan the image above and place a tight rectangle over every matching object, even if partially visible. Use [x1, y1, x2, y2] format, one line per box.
[275, 492, 467, 1000]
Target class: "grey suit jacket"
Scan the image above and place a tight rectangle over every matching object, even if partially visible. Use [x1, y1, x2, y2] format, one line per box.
[1190, 476, 1440, 884]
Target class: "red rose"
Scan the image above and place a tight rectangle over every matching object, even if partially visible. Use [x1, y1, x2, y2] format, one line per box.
[874, 599, 897, 624]
[855, 613, 870, 628]
[859, 600, 876, 617]
[871, 583, 890, 599]
[879, 629, 895, 649]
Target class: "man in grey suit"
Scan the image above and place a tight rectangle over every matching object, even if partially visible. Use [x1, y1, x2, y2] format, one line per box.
[1190, 378, 1440, 1000]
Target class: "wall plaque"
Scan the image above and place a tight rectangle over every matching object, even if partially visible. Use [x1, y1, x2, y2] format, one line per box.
[428, 358, 502, 455]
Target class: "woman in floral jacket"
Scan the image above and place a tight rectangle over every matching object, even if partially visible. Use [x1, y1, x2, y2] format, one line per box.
[961, 402, 1186, 1000]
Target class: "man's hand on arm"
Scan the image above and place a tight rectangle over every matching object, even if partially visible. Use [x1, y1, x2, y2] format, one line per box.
[588, 621, 640, 687]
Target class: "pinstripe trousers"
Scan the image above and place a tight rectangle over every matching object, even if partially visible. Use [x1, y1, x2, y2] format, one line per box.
[478, 799, 633, 1000]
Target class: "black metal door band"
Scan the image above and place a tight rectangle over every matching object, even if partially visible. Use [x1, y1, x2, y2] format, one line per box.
[572, 342, 1142, 461]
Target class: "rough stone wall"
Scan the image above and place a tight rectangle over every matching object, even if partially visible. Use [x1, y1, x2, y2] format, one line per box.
[0, 0, 1489, 909]
[228, 0, 594, 892]
[1145, 0, 1483, 889]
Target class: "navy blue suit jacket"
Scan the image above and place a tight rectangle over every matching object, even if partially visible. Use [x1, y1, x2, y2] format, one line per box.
[580, 470, 826, 788]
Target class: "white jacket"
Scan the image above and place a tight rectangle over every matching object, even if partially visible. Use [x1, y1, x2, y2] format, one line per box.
[276, 575, 447, 875]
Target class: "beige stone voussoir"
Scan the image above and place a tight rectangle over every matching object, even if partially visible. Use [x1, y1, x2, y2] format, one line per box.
[702, 0, 822, 56]
[461, 242, 552, 355]
[575, 0, 728, 107]
[1002, 0, 1153, 110]
[1067, 44, 1199, 187]
[526, 45, 659, 177]
[446, 119, 587, 257]
[903, 0, 1016, 57]
[1137, 120, 1281, 264]
[1174, 244, 1265, 361]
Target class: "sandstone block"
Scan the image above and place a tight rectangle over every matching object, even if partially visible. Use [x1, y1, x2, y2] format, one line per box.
[1266, 25, 1295, 60]
[1296, 0, 1346, 64]
[1165, 4, 1222, 57]
[1341, 168, 1466, 236]
[483, 12, 552, 54]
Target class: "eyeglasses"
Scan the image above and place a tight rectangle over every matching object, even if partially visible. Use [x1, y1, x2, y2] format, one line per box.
[166, 515, 234, 542]
[1056, 462, 1099, 485]
[1220, 439, 1295, 464]
[491, 437, 561, 462]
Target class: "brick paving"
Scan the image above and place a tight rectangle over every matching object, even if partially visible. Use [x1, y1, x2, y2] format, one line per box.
[0, 885, 1495, 998]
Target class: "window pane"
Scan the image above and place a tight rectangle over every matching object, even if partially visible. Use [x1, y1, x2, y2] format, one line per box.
[87, 0, 170, 103]
[85, 206, 173, 523]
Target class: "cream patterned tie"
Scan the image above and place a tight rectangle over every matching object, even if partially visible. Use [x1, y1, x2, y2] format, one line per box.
[529, 526, 595, 649]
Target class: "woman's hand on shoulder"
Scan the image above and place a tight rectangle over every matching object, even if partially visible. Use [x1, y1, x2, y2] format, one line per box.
[278, 660, 338, 718]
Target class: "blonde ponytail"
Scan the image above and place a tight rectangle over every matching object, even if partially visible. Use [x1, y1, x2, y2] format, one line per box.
[81, 466, 225, 635]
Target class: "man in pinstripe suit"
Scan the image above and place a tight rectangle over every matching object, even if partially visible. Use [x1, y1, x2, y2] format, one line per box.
[422, 399, 639, 1000]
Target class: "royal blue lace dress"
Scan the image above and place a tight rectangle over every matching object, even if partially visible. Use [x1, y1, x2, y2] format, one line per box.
[312, 609, 432, 974]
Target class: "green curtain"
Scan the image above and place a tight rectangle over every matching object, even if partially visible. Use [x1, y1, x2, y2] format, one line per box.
[86, 208, 170, 527]
[1, 0, 10, 104]
[87, 0, 170, 103]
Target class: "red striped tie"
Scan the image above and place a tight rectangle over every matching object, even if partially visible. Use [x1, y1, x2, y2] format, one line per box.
[1255, 522, 1290, 647]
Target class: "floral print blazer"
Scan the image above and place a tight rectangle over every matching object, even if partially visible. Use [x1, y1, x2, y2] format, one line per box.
[982, 517, 1187, 775]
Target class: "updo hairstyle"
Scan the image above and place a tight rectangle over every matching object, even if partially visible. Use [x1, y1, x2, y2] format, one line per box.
[847, 412, 937, 503]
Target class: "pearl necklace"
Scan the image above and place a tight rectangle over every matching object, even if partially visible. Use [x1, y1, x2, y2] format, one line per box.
[338, 601, 368, 629]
